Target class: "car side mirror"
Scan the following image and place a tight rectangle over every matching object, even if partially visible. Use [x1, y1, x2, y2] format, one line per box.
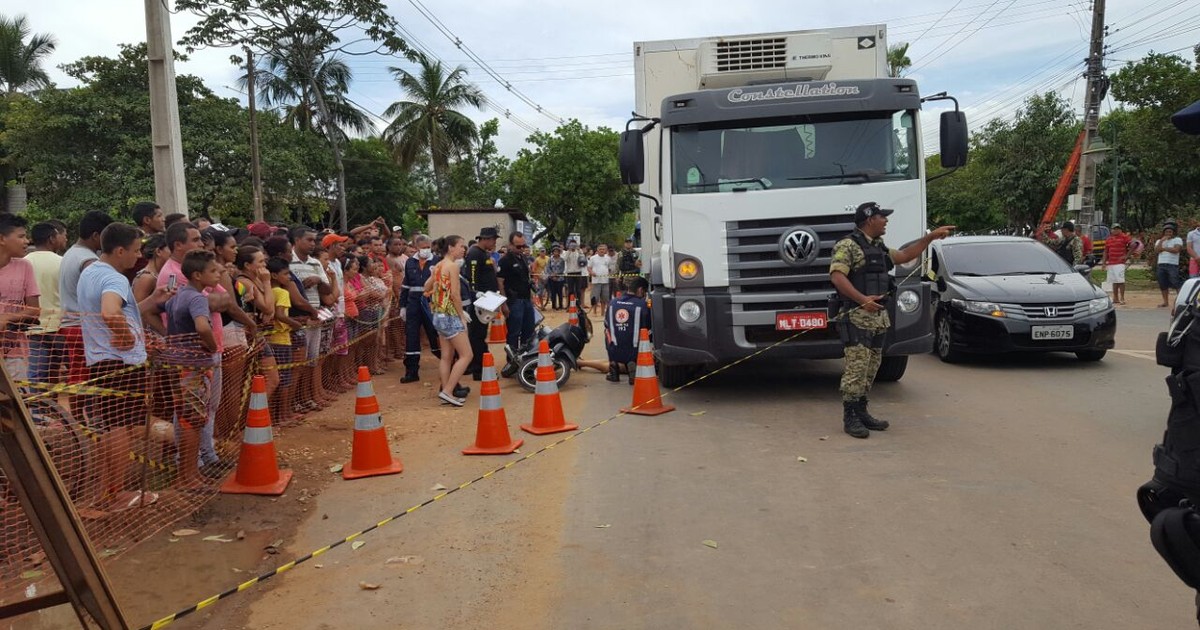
[619, 130, 645, 185]
[935, 276, 947, 293]
[939, 111, 969, 168]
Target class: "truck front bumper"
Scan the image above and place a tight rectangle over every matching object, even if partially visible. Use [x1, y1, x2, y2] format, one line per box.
[651, 281, 934, 366]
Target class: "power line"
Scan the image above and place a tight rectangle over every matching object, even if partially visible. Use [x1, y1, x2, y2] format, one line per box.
[404, 0, 565, 126]
[909, 0, 1021, 73]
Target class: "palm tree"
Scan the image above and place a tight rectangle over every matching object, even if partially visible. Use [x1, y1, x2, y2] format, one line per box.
[240, 38, 372, 229]
[382, 51, 484, 203]
[0, 14, 57, 94]
[887, 43, 912, 78]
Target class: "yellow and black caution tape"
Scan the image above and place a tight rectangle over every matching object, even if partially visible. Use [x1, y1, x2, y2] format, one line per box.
[140, 266, 924, 630]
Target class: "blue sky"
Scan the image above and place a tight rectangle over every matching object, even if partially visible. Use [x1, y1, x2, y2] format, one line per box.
[25, 0, 1200, 157]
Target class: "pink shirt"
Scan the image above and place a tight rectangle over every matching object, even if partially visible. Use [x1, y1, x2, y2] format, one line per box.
[157, 257, 225, 353]
[0, 257, 39, 358]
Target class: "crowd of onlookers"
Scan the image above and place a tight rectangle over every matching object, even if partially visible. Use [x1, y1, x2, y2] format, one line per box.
[0, 201, 645, 515]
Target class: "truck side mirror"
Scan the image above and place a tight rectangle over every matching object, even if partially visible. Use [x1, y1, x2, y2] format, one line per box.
[619, 130, 645, 185]
[940, 111, 969, 168]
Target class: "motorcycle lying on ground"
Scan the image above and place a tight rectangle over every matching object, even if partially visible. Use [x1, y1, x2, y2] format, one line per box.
[501, 310, 592, 392]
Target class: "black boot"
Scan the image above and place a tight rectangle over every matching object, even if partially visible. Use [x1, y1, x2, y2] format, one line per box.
[606, 363, 620, 382]
[843, 401, 869, 439]
[400, 356, 420, 383]
[400, 372, 420, 383]
[856, 398, 889, 431]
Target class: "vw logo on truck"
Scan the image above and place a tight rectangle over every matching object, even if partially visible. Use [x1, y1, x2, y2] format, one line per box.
[778, 226, 821, 267]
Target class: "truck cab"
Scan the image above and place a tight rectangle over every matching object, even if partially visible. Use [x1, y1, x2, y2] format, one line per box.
[620, 26, 967, 386]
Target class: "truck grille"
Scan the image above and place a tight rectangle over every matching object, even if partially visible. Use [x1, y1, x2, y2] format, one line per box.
[727, 215, 855, 337]
[715, 38, 787, 72]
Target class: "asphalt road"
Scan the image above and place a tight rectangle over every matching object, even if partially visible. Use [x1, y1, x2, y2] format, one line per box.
[159, 306, 1193, 630]
[547, 306, 1191, 629]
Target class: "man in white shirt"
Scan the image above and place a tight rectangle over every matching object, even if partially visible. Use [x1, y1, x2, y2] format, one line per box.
[588, 243, 613, 315]
[1156, 223, 1185, 308]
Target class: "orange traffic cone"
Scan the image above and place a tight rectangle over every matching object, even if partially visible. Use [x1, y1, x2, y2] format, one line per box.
[621, 329, 676, 416]
[520, 339, 578, 435]
[488, 312, 508, 344]
[568, 294, 579, 328]
[344, 366, 404, 479]
[463, 353, 524, 455]
[220, 375, 293, 495]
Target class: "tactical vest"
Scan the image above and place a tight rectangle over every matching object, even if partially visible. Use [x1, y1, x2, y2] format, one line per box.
[1154, 305, 1200, 495]
[1054, 236, 1076, 264]
[845, 231, 894, 300]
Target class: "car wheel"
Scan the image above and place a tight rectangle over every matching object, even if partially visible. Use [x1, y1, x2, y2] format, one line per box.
[875, 355, 908, 382]
[1075, 349, 1107, 362]
[935, 312, 965, 363]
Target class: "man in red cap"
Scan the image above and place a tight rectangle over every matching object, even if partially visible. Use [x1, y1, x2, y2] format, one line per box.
[247, 221, 274, 241]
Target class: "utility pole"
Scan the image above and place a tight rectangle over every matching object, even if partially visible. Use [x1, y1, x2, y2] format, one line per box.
[144, 0, 189, 217]
[246, 47, 264, 222]
[1075, 0, 1109, 239]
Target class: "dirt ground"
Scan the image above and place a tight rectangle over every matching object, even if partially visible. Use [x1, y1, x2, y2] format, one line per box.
[7, 307, 596, 630]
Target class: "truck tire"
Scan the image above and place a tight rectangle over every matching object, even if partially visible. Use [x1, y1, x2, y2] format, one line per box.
[658, 363, 692, 389]
[875, 356, 908, 382]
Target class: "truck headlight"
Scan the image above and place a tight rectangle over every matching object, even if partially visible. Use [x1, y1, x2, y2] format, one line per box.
[1088, 296, 1112, 314]
[951, 298, 1005, 317]
[897, 290, 919, 314]
[678, 300, 702, 323]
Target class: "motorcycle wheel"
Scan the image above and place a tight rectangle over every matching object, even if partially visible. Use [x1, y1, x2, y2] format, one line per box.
[517, 355, 572, 392]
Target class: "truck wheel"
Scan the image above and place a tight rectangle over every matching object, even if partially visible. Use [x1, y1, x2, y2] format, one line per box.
[875, 356, 908, 382]
[1075, 349, 1106, 362]
[658, 363, 692, 389]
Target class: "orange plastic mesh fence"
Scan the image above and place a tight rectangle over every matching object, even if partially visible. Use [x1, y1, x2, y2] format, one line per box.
[0, 290, 402, 601]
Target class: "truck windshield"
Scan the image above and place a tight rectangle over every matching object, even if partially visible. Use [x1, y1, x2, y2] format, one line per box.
[670, 110, 918, 194]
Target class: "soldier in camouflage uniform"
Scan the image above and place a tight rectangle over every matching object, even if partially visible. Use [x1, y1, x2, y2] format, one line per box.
[829, 202, 955, 438]
[1040, 221, 1085, 266]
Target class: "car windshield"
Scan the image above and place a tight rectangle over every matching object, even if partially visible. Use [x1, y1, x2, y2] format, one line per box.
[941, 241, 1074, 276]
[670, 110, 918, 194]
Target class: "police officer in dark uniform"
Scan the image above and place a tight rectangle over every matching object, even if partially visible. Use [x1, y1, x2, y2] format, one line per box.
[605, 276, 651, 383]
[829, 202, 954, 438]
[400, 234, 441, 383]
[465, 227, 500, 380]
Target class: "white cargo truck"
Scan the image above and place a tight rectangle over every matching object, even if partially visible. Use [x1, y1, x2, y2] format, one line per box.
[618, 24, 968, 387]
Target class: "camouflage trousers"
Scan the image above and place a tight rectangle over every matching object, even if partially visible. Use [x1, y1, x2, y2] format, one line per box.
[838, 307, 888, 402]
[841, 344, 882, 402]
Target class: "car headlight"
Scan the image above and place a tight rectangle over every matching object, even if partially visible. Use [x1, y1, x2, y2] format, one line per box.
[677, 258, 699, 280]
[1088, 296, 1112, 314]
[951, 298, 1005, 317]
[897, 290, 919, 314]
[678, 300, 702, 323]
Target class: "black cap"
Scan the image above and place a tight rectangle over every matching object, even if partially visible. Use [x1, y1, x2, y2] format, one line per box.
[854, 201, 894, 224]
[476, 226, 500, 240]
[1061, 221, 1075, 232]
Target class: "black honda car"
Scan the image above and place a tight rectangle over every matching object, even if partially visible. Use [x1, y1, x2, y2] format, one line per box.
[929, 235, 1116, 362]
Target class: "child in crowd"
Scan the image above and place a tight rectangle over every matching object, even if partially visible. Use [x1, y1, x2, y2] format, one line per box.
[268, 257, 303, 424]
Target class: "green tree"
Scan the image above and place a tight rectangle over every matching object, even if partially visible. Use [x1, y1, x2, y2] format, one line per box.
[887, 42, 911, 78]
[925, 154, 1005, 232]
[1, 44, 332, 227]
[506, 120, 635, 243]
[176, 0, 411, 230]
[245, 40, 372, 140]
[1106, 52, 1200, 228]
[447, 118, 510, 207]
[343, 136, 432, 231]
[0, 14, 56, 94]
[382, 51, 484, 204]
[972, 92, 1081, 228]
